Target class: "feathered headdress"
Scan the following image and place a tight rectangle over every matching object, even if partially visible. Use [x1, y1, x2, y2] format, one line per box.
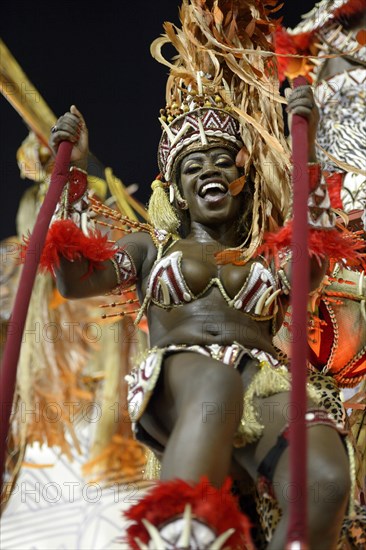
[148, 0, 292, 263]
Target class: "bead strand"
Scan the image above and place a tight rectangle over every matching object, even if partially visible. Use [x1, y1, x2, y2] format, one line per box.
[99, 298, 139, 308]
[101, 309, 141, 320]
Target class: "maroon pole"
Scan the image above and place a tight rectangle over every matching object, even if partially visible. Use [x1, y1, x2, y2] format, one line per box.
[285, 75, 310, 549]
[0, 141, 73, 494]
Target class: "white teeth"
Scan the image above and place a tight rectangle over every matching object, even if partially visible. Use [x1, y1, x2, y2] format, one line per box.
[200, 182, 226, 196]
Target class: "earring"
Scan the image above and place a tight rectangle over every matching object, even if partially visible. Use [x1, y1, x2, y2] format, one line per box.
[177, 197, 188, 210]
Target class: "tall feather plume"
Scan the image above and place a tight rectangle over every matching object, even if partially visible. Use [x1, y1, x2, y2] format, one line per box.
[151, 0, 292, 263]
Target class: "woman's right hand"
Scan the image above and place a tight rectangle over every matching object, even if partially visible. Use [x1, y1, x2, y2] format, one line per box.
[49, 105, 89, 170]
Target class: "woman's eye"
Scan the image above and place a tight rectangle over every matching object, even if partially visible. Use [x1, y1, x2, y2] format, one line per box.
[184, 164, 201, 174]
[216, 158, 233, 167]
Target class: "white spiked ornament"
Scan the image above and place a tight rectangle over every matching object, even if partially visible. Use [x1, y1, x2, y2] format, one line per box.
[133, 503, 236, 550]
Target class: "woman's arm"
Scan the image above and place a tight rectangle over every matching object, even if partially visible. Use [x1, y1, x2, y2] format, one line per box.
[284, 85, 329, 290]
[48, 106, 155, 299]
[278, 254, 328, 299]
[55, 230, 153, 299]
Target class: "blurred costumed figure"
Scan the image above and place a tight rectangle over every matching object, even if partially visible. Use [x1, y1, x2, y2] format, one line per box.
[273, 1, 366, 545]
[275, 0, 366, 214]
[0, 41, 149, 548]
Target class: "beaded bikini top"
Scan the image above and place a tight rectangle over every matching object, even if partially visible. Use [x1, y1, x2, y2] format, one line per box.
[93, 202, 284, 325]
[143, 241, 281, 321]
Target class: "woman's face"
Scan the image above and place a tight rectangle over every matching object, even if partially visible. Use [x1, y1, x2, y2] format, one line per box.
[176, 147, 242, 227]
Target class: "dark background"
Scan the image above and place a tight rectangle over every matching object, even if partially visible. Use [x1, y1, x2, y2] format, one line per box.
[1, 1, 316, 240]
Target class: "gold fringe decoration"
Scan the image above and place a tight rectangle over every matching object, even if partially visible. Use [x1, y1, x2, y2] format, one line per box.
[235, 362, 291, 445]
[144, 449, 162, 480]
[148, 179, 180, 235]
[234, 362, 322, 446]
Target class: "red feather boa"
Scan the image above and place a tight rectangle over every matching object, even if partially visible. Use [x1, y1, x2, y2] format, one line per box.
[20, 219, 116, 275]
[256, 221, 366, 270]
[124, 477, 253, 549]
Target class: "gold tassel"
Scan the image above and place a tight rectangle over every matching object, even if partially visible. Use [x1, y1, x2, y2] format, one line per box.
[235, 363, 292, 446]
[148, 180, 180, 235]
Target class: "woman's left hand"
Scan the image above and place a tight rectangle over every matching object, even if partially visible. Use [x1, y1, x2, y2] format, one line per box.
[285, 85, 319, 162]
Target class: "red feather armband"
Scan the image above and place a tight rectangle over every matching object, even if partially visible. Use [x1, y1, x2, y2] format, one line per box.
[20, 167, 118, 276]
[256, 163, 366, 269]
[20, 219, 116, 275]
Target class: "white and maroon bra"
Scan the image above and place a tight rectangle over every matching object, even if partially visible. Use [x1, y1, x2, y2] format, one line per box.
[144, 243, 281, 320]
[112, 236, 282, 322]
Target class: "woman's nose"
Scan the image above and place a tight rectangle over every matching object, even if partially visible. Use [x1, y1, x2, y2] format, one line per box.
[200, 161, 220, 178]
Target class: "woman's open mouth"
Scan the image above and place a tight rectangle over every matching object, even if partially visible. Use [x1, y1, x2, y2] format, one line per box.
[198, 182, 228, 203]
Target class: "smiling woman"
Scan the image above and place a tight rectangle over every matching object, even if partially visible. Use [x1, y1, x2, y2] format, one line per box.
[21, 1, 366, 548]
[178, 148, 243, 228]
[0, 1, 320, 243]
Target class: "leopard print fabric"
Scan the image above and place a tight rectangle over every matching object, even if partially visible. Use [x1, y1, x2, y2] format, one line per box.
[307, 373, 346, 426]
[340, 503, 366, 549]
[255, 373, 364, 548]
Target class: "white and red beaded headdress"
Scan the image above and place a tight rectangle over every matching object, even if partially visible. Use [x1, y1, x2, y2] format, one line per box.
[158, 107, 243, 182]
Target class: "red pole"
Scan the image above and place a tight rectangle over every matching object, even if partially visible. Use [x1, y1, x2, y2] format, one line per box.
[0, 141, 73, 495]
[285, 75, 310, 549]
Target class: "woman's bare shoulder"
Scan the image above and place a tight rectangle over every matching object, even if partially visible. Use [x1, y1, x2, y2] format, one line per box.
[115, 230, 162, 275]
[117, 230, 155, 249]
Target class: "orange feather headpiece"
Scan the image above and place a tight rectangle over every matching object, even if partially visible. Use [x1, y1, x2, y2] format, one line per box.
[150, 0, 292, 262]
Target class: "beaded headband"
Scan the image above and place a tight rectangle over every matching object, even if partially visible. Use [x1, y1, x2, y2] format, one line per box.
[158, 106, 243, 181]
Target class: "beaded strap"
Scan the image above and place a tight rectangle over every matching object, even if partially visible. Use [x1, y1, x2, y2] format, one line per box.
[109, 248, 137, 295]
[308, 163, 336, 230]
[54, 166, 94, 234]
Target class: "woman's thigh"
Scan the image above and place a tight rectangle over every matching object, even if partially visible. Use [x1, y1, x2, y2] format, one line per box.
[140, 351, 245, 439]
[233, 391, 318, 479]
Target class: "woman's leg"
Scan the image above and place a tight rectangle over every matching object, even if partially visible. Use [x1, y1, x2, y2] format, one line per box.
[142, 351, 244, 486]
[234, 392, 350, 549]
[268, 425, 350, 549]
[126, 352, 253, 549]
